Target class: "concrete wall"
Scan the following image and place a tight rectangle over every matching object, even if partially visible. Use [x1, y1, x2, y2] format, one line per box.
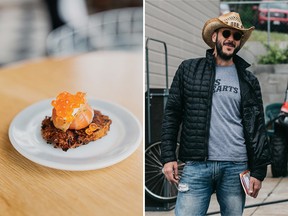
[240, 41, 288, 108]
[145, 0, 220, 89]
[251, 64, 288, 109]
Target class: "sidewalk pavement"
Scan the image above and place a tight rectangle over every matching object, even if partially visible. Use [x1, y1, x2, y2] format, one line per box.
[145, 166, 288, 216]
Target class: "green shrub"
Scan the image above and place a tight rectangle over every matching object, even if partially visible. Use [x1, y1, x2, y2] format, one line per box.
[258, 44, 288, 64]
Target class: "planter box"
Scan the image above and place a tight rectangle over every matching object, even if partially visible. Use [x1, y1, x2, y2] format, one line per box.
[250, 64, 288, 108]
[274, 64, 288, 74]
[252, 64, 288, 74]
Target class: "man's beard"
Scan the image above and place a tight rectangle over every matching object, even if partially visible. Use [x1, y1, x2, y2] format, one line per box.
[215, 39, 240, 61]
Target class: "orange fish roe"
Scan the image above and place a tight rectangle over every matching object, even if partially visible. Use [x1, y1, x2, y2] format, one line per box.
[51, 91, 87, 123]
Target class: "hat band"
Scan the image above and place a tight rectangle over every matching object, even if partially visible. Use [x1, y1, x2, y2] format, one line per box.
[223, 20, 244, 29]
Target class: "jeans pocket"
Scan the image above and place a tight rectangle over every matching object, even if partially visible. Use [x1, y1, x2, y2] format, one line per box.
[184, 161, 198, 166]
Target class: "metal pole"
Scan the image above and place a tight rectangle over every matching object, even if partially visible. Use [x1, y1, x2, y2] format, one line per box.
[145, 38, 152, 144]
[267, 3, 271, 47]
[145, 38, 169, 144]
[163, 42, 169, 108]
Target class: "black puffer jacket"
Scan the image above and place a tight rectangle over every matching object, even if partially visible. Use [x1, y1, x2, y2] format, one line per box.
[161, 49, 271, 181]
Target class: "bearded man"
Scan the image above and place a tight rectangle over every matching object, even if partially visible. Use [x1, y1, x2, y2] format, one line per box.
[161, 12, 271, 216]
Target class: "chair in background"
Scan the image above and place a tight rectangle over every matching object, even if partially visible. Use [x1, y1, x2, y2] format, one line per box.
[46, 7, 143, 56]
[265, 103, 282, 135]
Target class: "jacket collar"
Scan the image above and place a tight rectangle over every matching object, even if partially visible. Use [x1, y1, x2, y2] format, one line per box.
[205, 49, 254, 87]
[205, 49, 251, 70]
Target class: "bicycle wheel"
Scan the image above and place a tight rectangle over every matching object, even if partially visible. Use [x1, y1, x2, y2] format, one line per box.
[145, 141, 184, 203]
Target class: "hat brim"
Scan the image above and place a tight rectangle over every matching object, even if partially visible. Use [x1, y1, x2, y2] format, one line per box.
[202, 18, 255, 49]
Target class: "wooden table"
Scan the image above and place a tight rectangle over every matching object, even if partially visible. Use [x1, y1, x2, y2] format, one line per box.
[0, 51, 143, 216]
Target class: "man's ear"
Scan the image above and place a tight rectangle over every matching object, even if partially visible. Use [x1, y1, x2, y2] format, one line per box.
[212, 32, 217, 43]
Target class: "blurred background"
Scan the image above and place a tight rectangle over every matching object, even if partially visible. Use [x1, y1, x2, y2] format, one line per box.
[0, 0, 143, 67]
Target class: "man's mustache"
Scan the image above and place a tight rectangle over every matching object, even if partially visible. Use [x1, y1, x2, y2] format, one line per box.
[223, 42, 235, 47]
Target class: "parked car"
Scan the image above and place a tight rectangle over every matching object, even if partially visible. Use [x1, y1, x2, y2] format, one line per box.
[253, 0, 288, 31]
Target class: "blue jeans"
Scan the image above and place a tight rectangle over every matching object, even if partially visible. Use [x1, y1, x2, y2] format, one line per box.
[175, 161, 248, 216]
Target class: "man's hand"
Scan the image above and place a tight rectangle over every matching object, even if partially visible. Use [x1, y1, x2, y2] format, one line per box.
[248, 177, 262, 198]
[162, 161, 179, 184]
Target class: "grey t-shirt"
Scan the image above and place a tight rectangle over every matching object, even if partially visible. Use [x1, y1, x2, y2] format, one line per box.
[208, 64, 247, 162]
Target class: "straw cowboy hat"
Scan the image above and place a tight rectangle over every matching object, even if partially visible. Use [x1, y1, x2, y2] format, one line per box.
[202, 12, 255, 49]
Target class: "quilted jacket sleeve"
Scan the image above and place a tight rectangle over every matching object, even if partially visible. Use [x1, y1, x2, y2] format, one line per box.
[161, 62, 184, 164]
[249, 76, 271, 181]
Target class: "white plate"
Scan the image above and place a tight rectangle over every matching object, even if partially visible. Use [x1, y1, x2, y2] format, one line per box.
[8, 99, 142, 171]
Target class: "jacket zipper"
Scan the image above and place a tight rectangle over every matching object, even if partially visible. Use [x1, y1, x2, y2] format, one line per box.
[204, 64, 216, 161]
